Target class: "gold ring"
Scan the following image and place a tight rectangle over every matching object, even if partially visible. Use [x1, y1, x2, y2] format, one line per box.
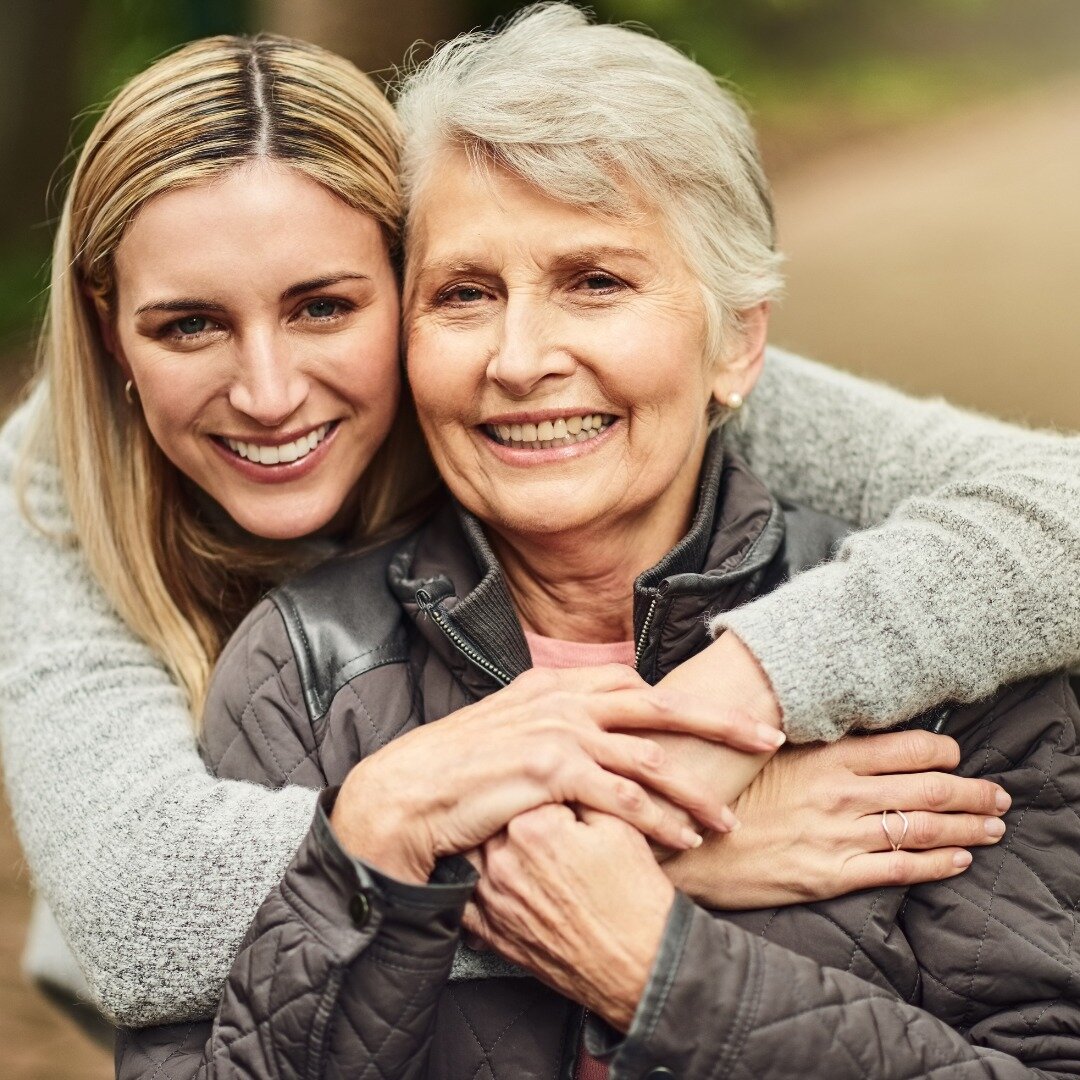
[881, 809, 910, 852]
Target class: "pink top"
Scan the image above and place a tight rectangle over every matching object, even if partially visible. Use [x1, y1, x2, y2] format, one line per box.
[523, 629, 636, 670]
[521, 627, 634, 1079]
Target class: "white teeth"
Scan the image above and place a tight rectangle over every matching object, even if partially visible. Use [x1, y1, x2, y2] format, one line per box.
[224, 423, 330, 466]
[485, 414, 613, 451]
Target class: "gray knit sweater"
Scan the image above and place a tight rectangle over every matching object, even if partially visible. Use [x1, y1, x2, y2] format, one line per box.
[1, 347, 1078, 1026]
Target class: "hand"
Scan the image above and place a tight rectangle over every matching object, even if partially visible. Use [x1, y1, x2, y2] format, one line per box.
[663, 729, 1011, 908]
[331, 664, 779, 882]
[466, 805, 675, 1032]
[648, 630, 786, 854]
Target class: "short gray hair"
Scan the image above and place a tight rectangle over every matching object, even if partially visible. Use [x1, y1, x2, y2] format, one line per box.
[395, 2, 784, 364]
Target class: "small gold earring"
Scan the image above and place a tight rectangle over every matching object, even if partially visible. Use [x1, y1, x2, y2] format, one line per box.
[726, 391, 743, 410]
[124, 379, 136, 405]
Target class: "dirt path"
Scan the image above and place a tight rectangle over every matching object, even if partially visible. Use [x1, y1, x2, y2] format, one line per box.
[769, 76, 1080, 431]
[0, 786, 112, 1078]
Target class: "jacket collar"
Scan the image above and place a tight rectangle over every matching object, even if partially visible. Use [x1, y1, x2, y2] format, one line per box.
[391, 431, 786, 693]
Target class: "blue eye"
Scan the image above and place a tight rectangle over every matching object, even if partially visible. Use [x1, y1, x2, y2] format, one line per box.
[176, 316, 207, 335]
[581, 273, 620, 291]
[304, 299, 339, 318]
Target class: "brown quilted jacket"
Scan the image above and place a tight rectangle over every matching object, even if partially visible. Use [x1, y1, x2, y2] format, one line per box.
[117, 440, 1080, 1079]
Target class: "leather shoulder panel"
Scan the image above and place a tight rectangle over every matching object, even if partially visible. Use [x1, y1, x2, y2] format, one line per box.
[269, 538, 415, 726]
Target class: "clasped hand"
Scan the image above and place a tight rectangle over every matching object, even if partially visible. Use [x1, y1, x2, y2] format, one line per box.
[329, 663, 778, 883]
[463, 730, 1010, 1028]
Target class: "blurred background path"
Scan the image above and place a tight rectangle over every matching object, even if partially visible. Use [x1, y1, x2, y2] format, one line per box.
[1, 2, 1077, 1077]
[771, 75, 1080, 428]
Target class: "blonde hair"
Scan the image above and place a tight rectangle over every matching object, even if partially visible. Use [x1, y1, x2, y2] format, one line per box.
[19, 34, 437, 721]
[396, 2, 783, 367]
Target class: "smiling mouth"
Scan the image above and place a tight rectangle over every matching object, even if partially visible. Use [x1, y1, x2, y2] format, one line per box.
[217, 422, 335, 465]
[484, 413, 615, 450]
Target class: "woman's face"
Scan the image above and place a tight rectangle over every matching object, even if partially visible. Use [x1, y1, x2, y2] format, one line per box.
[406, 152, 759, 546]
[111, 161, 401, 541]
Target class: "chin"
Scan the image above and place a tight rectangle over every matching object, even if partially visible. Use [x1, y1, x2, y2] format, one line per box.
[484, 498, 598, 540]
[225, 500, 338, 542]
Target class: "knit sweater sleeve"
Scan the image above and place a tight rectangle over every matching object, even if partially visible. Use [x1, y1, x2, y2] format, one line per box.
[0, 400, 317, 1027]
[720, 347, 1080, 742]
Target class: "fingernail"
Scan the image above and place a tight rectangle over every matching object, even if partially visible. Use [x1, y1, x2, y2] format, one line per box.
[953, 850, 973, 868]
[717, 806, 741, 831]
[995, 789, 1012, 812]
[984, 817, 1006, 838]
[680, 828, 704, 849]
[756, 724, 786, 749]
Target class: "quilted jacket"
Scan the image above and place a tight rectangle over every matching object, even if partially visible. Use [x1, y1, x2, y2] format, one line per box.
[117, 438, 1080, 1079]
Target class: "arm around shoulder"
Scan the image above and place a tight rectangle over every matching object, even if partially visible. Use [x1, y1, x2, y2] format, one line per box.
[0, 405, 316, 1026]
[719, 348, 1080, 740]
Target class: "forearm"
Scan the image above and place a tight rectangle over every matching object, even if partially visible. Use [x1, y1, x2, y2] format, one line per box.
[606, 896, 1055, 1079]
[0, 437, 316, 1025]
[117, 792, 473, 1080]
[722, 347, 1080, 741]
[647, 633, 781, 826]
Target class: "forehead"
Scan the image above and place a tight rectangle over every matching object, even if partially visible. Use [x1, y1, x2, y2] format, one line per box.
[115, 162, 389, 300]
[406, 150, 676, 273]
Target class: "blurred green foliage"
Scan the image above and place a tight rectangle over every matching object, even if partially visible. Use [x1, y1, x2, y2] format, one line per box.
[0, 0, 249, 352]
[2, 0, 1078, 357]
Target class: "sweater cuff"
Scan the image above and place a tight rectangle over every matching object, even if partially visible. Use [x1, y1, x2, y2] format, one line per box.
[710, 560, 923, 743]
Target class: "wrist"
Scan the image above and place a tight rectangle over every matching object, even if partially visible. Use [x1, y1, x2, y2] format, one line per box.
[595, 880, 675, 1032]
[331, 762, 434, 884]
[694, 629, 783, 729]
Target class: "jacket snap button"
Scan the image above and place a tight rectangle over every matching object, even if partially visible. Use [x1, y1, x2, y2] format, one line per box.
[349, 891, 372, 929]
[645, 1070, 676, 1079]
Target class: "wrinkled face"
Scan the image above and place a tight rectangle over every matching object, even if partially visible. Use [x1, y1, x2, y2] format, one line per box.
[405, 151, 729, 545]
[111, 161, 401, 540]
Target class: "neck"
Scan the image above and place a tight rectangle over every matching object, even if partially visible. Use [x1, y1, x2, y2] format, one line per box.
[489, 501, 693, 643]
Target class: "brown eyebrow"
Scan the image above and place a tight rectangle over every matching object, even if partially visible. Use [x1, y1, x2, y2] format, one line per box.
[134, 273, 371, 317]
[134, 298, 227, 317]
[280, 273, 371, 301]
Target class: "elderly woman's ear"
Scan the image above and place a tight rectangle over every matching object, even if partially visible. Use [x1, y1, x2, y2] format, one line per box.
[712, 301, 770, 408]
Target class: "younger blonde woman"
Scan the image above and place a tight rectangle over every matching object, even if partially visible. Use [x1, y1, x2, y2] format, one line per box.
[1, 31, 1077, 1030]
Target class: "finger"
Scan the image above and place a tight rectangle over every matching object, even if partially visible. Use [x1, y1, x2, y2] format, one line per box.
[860, 772, 1010, 816]
[843, 847, 973, 892]
[589, 731, 738, 832]
[862, 810, 1006, 852]
[584, 687, 785, 752]
[838, 730, 961, 776]
[566, 759, 705, 851]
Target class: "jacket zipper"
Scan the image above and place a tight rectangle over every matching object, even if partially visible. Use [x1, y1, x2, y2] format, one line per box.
[633, 592, 661, 670]
[415, 589, 514, 687]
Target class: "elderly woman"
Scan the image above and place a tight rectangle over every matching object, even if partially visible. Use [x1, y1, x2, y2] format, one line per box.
[118, 7, 1080, 1078]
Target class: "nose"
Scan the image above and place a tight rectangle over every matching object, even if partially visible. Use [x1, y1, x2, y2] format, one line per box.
[227, 328, 309, 427]
[486, 297, 575, 397]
